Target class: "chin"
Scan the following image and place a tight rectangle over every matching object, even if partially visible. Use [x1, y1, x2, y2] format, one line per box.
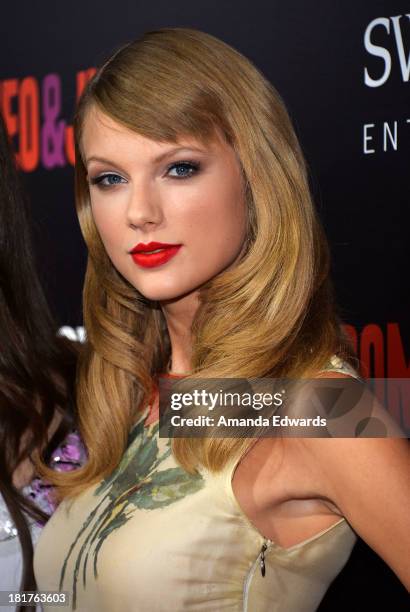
[133, 282, 195, 303]
[134, 274, 208, 304]
[122, 264, 216, 303]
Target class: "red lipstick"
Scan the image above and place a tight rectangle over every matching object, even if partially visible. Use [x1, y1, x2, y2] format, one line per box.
[130, 242, 182, 268]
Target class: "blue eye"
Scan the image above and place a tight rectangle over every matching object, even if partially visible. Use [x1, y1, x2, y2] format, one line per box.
[167, 161, 199, 179]
[89, 173, 126, 187]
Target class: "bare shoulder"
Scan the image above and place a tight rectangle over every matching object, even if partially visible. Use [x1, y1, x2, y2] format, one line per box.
[290, 369, 410, 587]
[297, 370, 409, 512]
[295, 432, 409, 588]
[297, 435, 409, 496]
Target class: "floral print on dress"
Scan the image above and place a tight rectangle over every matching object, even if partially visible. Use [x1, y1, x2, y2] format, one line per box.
[59, 418, 204, 609]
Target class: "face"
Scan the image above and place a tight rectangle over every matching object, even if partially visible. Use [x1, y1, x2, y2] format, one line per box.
[81, 107, 247, 303]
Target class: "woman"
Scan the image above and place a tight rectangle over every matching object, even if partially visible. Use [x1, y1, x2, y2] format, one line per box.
[0, 110, 86, 612]
[34, 29, 409, 611]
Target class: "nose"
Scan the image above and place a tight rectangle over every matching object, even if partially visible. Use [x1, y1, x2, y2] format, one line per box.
[126, 181, 164, 230]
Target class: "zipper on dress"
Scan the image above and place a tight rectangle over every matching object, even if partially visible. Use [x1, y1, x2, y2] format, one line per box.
[260, 541, 268, 577]
[242, 539, 272, 611]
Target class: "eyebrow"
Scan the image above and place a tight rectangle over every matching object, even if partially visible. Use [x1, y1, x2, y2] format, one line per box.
[85, 145, 208, 167]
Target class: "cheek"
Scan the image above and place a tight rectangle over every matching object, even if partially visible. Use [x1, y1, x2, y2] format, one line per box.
[177, 183, 247, 264]
[91, 202, 123, 250]
[205, 183, 247, 244]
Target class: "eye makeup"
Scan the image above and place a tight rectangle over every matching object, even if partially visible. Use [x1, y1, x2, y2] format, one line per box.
[165, 160, 200, 179]
[88, 173, 126, 188]
[88, 159, 202, 189]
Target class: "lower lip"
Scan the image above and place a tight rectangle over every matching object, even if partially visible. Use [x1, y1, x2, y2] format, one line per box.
[131, 246, 181, 268]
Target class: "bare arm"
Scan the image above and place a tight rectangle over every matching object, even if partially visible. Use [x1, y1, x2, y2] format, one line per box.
[300, 435, 410, 590]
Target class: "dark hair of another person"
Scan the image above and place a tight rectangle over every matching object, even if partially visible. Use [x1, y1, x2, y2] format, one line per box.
[0, 111, 77, 610]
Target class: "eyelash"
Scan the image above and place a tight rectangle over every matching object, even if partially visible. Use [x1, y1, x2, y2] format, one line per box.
[167, 160, 200, 179]
[89, 160, 200, 188]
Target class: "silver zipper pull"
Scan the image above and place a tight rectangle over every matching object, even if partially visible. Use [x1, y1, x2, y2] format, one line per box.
[260, 542, 267, 577]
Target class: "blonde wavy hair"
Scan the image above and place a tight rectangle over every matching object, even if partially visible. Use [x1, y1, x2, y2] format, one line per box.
[43, 28, 353, 497]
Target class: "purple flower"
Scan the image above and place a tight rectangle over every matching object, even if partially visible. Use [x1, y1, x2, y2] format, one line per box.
[25, 430, 87, 520]
[50, 432, 87, 471]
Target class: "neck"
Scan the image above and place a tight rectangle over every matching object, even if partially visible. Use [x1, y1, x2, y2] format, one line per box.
[161, 291, 199, 374]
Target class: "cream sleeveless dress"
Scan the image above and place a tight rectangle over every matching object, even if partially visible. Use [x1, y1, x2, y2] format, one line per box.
[34, 359, 357, 611]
